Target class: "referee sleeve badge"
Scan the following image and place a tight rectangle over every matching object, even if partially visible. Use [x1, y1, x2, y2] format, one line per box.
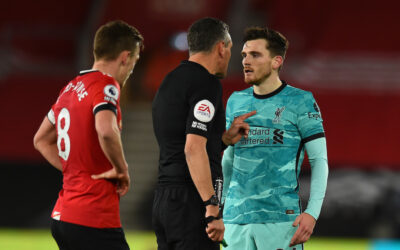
[194, 99, 215, 123]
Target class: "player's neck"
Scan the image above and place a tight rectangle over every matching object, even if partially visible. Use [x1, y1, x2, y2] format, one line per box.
[92, 61, 119, 83]
[253, 74, 282, 95]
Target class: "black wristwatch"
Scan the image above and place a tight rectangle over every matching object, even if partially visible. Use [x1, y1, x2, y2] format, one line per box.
[205, 214, 220, 224]
[203, 195, 219, 207]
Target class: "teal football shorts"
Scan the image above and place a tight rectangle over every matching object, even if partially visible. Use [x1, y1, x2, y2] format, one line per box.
[224, 222, 303, 250]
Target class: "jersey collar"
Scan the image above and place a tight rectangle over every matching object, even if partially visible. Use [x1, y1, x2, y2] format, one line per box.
[253, 81, 287, 99]
[79, 69, 99, 76]
[181, 60, 218, 79]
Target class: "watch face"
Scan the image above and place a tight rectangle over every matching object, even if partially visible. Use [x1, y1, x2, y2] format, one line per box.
[211, 196, 219, 205]
[204, 195, 219, 206]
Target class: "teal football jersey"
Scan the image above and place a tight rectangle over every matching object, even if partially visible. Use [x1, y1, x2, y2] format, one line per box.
[222, 82, 325, 224]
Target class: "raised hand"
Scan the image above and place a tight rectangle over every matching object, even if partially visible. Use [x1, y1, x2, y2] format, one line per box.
[223, 110, 256, 145]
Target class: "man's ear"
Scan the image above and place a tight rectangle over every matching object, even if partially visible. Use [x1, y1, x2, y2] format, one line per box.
[217, 41, 225, 58]
[119, 51, 131, 65]
[272, 56, 283, 70]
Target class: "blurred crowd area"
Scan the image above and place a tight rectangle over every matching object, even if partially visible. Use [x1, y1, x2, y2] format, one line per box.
[0, 0, 399, 238]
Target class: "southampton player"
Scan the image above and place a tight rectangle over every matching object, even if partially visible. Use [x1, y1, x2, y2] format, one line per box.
[222, 27, 329, 250]
[33, 21, 143, 250]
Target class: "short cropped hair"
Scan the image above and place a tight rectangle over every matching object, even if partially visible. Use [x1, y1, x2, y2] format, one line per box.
[94, 20, 144, 61]
[187, 17, 230, 55]
[243, 26, 289, 59]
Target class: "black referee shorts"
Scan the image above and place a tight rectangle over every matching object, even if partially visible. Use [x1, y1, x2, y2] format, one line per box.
[51, 219, 129, 250]
[152, 185, 220, 250]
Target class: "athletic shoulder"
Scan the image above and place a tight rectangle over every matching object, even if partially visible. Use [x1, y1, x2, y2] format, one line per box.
[75, 71, 120, 111]
[284, 83, 324, 137]
[284, 84, 314, 98]
[227, 87, 253, 104]
[282, 83, 318, 114]
[166, 61, 221, 91]
[75, 70, 118, 89]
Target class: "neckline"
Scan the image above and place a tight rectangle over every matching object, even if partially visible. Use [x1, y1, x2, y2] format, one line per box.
[253, 81, 287, 99]
[79, 69, 99, 76]
[182, 60, 218, 79]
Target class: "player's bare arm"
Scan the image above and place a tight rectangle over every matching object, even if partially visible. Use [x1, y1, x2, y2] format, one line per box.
[222, 110, 256, 145]
[185, 134, 225, 242]
[92, 110, 130, 196]
[33, 117, 62, 171]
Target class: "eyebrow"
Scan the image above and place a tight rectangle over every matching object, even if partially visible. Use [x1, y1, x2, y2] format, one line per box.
[241, 50, 262, 56]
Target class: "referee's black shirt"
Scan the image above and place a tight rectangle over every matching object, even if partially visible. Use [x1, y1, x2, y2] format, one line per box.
[152, 60, 226, 185]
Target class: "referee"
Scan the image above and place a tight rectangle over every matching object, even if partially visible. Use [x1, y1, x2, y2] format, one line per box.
[152, 17, 255, 250]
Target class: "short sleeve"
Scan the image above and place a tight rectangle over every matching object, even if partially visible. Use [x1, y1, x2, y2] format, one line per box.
[297, 92, 325, 140]
[47, 85, 67, 125]
[92, 82, 120, 116]
[185, 77, 221, 138]
[47, 108, 56, 125]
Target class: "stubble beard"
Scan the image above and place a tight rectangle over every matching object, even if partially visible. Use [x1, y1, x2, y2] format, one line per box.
[246, 71, 271, 86]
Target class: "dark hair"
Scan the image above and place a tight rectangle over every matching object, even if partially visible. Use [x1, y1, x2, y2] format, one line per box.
[187, 17, 230, 55]
[243, 26, 288, 59]
[94, 20, 144, 61]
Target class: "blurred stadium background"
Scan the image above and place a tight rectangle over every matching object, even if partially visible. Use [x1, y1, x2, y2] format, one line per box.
[1, 0, 399, 249]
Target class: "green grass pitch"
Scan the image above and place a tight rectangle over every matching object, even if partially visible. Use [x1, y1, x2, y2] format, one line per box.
[0, 229, 369, 250]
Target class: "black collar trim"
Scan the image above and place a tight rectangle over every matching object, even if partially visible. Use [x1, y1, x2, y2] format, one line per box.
[253, 81, 287, 99]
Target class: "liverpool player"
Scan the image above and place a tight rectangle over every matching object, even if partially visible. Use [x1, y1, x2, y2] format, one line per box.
[33, 20, 143, 250]
[222, 27, 328, 250]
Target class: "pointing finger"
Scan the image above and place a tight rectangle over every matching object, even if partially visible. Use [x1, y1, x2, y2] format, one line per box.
[237, 110, 256, 121]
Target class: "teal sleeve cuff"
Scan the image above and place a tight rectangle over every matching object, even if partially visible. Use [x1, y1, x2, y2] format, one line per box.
[304, 137, 329, 220]
[221, 146, 234, 203]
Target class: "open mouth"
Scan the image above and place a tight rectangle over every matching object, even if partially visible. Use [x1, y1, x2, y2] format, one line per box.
[244, 69, 253, 74]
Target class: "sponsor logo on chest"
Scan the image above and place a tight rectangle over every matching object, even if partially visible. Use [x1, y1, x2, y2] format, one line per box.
[239, 128, 285, 145]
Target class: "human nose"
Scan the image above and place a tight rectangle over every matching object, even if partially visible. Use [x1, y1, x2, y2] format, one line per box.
[242, 55, 249, 66]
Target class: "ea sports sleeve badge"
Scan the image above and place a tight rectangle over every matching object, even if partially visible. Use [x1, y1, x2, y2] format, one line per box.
[187, 99, 216, 135]
[194, 99, 215, 123]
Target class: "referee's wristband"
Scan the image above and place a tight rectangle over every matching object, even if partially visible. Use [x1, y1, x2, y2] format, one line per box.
[205, 214, 221, 224]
